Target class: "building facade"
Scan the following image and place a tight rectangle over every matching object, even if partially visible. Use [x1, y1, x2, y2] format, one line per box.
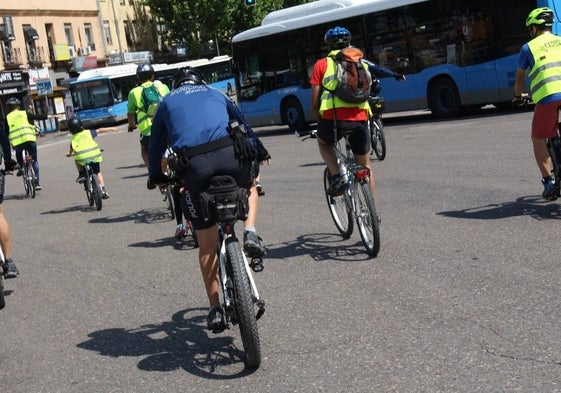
[0, 0, 158, 130]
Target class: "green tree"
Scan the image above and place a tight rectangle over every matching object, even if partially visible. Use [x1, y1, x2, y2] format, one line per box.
[141, 0, 313, 58]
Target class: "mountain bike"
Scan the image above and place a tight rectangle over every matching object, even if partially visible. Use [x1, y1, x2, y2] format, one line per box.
[368, 78, 386, 160]
[84, 161, 103, 211]
[164, 151, 198, 247]
[306, 130, 380, 257]
[200, 175, 265, 368]
[22, 150, 36, 198]
[368, 94, 386, 161]
[160, 184, 175, 219]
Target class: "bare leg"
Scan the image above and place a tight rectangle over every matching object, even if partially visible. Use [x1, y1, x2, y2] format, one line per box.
[532, 136, 553, 178]
[197, 225, 220, 306]
[0, 205, 12, 260]
[318, 137, 338, 176]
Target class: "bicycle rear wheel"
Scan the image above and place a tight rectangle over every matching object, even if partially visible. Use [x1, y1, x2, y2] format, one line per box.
[370, 116, 386, 161]
[354, 180, 380, 257]
[24, 164, 36, 198]
[323, 168, 353, 238]
[91, 174, 103, 211]
[226, 236, 261, 368]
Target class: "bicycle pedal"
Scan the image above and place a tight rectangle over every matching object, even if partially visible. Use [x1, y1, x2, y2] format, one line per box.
[250, 257, 264, 272]
[255, 300, 265, 321]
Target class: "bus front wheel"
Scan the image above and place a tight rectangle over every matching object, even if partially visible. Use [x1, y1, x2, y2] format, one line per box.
[428, 78, 461, 118]
[283, 98, 306, 133]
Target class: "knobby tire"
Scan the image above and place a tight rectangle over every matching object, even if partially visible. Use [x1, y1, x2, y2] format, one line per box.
[370, 116, 386, 161]
[323, 168, 353, 238]
[92, 173, 103, 211]
[24, 164, 36, 198]
[86, 175, 95, 206]
[354, 181, 380, 257]
[226, 237, 261, 368]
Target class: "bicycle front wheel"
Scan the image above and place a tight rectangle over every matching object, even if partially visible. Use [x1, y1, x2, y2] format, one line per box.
[370, 116, 386, 161]
[354, 180, 380, 257]
[91, 174, 103, 211]
[226, 237, 261, 368]
[323, 168, 353, 238]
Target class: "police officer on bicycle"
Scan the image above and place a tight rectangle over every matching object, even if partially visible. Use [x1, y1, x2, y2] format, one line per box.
[148, 67, 269, 332]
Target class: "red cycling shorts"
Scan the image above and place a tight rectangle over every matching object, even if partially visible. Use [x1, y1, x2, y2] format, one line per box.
[532, 100, 561, 139]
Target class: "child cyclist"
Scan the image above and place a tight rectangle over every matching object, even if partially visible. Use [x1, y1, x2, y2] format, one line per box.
[65, 117, 117, 199]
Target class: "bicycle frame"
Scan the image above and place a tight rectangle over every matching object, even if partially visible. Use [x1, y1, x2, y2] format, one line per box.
[334, 134, 372, 210]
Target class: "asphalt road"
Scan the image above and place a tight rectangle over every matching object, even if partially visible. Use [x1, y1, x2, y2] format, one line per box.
[1, 106, 560, 392]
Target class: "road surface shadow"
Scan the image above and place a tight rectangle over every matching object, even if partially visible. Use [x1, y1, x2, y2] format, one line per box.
[438, 195, 561, 220]
[265, 232, 375, 262]
[77, 307, 256, 378]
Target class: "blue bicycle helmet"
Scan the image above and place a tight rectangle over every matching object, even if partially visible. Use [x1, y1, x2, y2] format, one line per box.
[324, 26, 351, 48]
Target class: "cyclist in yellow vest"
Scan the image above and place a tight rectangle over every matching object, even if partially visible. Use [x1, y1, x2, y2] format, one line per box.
[65, 118, 117, 199]
[513, 7, 561, 200]
[310, 26, 375, 197]
[127, 63, 170, 169]
[5, 97, 53, 190]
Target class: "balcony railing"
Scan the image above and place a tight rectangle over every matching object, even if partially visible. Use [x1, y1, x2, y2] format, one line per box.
[28, 46, 45, 64]
[2, 47, 23, 68]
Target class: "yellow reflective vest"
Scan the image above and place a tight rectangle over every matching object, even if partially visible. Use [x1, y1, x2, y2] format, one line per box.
[7, 109, 36, 146]
[527, 32, 561, 103]
[128, 81, 169, 137]
[319, 49, 370, 116]
[71, 130, 102, 166]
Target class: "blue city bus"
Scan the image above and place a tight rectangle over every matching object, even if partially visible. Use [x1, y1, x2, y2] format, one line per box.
[190, 55, 236, 96]
[232, 0, 561, 132]
[69, 56, 234, 128]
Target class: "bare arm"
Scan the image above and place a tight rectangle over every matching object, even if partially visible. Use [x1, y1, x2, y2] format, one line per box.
[127, 113, 136, 132]
[310, 85, 322, 122]
[97, 126, 118, 134]
[513, 68, 528, 98]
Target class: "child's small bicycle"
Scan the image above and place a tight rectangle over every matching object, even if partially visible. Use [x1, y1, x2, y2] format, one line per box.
[84, 161, 103, 211]
[22, 150, 36, 198]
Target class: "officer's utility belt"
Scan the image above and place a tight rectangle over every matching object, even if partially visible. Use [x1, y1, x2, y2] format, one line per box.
[182, 136, 233, 159]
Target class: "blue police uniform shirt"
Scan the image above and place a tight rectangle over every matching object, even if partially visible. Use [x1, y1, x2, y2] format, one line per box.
[149, 84, 247, 177]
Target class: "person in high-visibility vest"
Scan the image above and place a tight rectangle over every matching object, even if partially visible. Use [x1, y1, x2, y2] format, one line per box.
[65, 117, 117, 199]
[310, 26, 375, 198]
[126, 63, 170, 169]
[5, 97, 53, 190]
[513, 7, 561, 200]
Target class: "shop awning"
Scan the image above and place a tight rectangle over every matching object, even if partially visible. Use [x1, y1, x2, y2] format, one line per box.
[23, 26, 39, 42]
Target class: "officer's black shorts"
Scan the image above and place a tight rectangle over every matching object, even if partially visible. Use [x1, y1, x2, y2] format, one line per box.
[181, 144, 254, 230]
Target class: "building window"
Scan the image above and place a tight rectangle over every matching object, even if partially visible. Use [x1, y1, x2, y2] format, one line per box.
[84, 23, 95, 50]
[103, 20, 112, 45]
[120, 0, 125, 5]
[64, 23, 74, 45]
